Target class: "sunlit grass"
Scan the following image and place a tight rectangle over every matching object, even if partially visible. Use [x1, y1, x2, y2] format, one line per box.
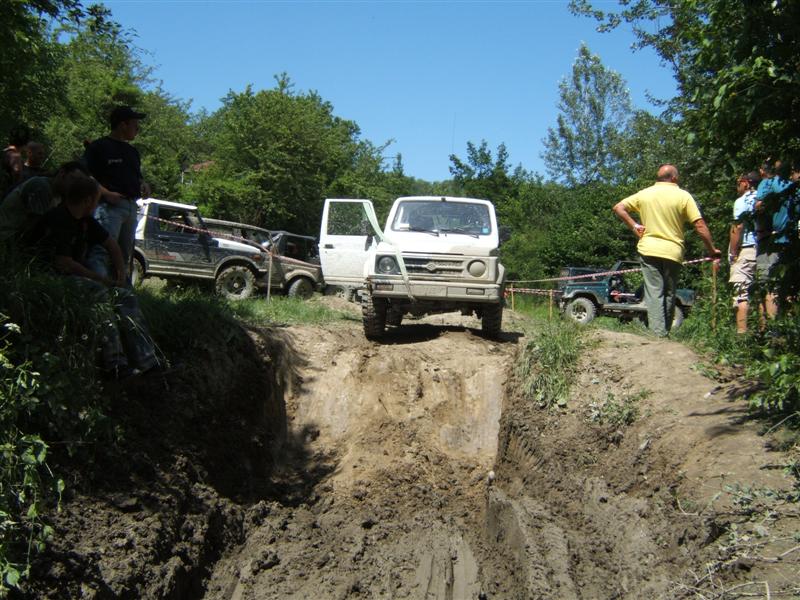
[229, 295, 358, 326]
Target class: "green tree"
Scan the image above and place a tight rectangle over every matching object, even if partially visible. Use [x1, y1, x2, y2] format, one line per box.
[183, 76, 372, 233]
[44, 6, 146, 162]
[570, 0, 800, 188]
[542, 43, 634, 186]
[38, 6, 195, 197]
[449, 140, 517, 213]
[0, 0, 85, 145]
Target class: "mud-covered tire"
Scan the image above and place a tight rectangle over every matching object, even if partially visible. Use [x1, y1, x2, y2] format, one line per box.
[287, 277, 314, 299]
[131, 256, 145, 287]
[215, 265, 256, 301]
[386, 308, 403, 327]
[566, 297, 596, 325]
[671, 305, 685, 331]
[481, 303, 503, 338]
[362, 297, 387, 340]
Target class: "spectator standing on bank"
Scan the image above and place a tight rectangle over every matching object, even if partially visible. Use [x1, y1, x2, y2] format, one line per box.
[728, 172, 760, 333]
[1, 146, 23, 199]
[84, 105, 147, 281]
[0, 161, 87, 242]
[21, 141, 47, 181]
[754, 158, 793, 319]
[28, 176, 159, 379]
[613, 164, 721, 337]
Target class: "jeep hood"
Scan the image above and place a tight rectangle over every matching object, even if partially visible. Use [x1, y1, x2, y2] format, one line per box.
[377, 234, 497, 257]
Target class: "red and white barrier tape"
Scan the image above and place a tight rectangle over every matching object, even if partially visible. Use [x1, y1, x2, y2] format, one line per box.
[507, 256, 718, 285]
[141, 214, 318, 269]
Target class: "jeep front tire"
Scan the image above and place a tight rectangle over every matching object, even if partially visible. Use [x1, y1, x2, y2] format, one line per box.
[287, 277, 313, 299]
[362, 296, 387, 340]
[216, 265, 256, 300]
[481, 303, 503, 338]
[566, 297, 596, 325]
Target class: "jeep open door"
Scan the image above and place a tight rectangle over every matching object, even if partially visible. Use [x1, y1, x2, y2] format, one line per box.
[319, 199, 379, 287]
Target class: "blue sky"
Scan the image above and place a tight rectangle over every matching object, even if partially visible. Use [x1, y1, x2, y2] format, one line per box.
[102, 0, 677, 182]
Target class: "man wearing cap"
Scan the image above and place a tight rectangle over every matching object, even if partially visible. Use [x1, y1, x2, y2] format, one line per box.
[728, 172, 760, 333]
[613, 164, 721, 337]
[84, 105, 147, 281]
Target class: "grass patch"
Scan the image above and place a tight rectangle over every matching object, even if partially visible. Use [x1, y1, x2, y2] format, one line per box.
[229, 295, 358, 326]
[588, 389, 651, 427]
[515, 317, 584, 409]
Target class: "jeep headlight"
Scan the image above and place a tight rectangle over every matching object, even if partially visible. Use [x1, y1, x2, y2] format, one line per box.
[376, 255, 399, 274]
[467, 260, 486, 277]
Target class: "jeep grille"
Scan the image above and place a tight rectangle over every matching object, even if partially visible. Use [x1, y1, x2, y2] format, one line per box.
[402, 257, 468, 278]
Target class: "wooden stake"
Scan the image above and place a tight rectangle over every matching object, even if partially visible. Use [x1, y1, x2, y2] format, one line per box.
[549, 289, 554, 320]
[711, 260, 718, 331]
[267, 253, 273, 302]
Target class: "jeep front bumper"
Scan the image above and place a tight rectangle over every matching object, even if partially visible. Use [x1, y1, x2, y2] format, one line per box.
[367, 277, 503, 303]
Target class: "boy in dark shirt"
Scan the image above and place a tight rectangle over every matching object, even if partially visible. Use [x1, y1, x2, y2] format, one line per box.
[31, 176, 159, 379]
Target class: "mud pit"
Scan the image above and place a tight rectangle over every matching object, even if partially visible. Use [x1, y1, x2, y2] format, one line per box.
[26, 301, 798, 599]
[205, 316, 514, 600]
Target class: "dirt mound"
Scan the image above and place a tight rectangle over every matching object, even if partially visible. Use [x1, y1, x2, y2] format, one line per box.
[488, 329, 797, 599]
[22, 305, 798, 599]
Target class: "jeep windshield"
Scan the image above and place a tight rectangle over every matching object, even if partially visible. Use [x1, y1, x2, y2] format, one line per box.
[390, 200, 491, 236]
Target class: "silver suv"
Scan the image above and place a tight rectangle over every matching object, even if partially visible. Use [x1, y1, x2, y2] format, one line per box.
[204, 219, 323, 298]
[133, 199, 271, 300]
[319, 196, 506, 339]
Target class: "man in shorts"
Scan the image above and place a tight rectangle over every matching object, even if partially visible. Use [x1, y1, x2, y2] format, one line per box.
[728, 172, 760, 333]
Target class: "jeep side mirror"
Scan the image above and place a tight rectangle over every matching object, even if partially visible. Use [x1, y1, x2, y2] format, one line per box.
[499, 225, 512, 243]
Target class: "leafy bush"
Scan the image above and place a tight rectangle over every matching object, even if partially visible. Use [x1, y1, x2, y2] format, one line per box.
[0, 251, 109, 592]
[674, 273, 800, 416]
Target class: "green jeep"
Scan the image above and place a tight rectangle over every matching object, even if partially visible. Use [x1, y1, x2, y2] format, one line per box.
[558, 260, 694, 329]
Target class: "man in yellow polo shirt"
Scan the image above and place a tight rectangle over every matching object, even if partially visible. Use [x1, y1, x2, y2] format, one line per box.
[613, 164, 721, 336]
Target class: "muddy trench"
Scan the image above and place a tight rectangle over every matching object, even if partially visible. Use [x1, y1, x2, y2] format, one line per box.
[200, 317, 712, 600]
[26, 313, 731, 600]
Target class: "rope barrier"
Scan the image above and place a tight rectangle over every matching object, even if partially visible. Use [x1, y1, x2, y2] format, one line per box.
[140, 213, 319, 269]
[506, 256, 718, 285]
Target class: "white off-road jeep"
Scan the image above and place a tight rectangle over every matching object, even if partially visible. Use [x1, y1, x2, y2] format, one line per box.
[319, 196, 506, 339]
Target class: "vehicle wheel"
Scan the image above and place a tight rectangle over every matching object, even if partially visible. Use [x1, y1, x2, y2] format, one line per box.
[215, 265, 256, 300]
[287, 277, 313, 299]
[131, 256, 145, 286]
[481, 303, 503, 338]
[387, 308, 403, 327]
[671, 305, 685, 330]
[566, 297, 596, 325]
[362, 296, 387, 340]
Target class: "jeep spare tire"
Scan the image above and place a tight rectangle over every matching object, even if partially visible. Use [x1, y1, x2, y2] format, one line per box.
[216, 265, 256, 300]
[566, 297, 596, 325]
[287, 277, 313, 299]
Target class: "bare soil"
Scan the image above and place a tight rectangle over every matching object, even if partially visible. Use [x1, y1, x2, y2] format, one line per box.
[22, 299, 799, 599]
